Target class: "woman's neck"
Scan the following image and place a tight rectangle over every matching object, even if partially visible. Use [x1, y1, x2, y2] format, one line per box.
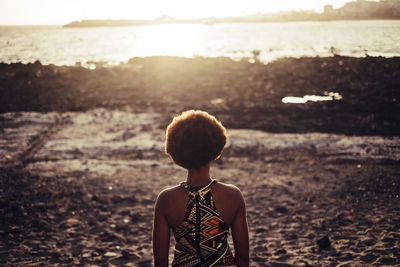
[186, 163, 212, 187]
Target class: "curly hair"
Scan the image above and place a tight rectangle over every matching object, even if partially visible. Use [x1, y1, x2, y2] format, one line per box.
[165, 110, 227, 169]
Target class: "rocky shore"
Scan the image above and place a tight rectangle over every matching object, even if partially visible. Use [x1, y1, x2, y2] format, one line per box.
[1, 56, 399, 136]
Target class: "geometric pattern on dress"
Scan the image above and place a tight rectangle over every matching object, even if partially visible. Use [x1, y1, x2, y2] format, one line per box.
[172, 180, 237, 267]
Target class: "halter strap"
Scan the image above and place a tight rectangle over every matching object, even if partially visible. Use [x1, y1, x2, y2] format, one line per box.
[181, 179, 216, 193]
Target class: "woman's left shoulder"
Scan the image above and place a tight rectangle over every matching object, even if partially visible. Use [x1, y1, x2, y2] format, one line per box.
[213, 181, 244, 199]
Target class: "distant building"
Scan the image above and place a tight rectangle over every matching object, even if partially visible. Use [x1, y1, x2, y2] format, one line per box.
[339, 0, 376, 18]
[382, 0, 400, 15]
[324, 5, 334, 14]
[331, 0, 400, 19]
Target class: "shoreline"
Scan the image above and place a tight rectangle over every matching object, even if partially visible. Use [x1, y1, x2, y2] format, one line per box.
[3, 19, 400, 29]
[1, 50, 400, 67]
[62, 18, 400, 28]
[1, 55, 399, 136]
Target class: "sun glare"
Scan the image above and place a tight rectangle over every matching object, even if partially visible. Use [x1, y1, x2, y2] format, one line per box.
[139, 24, 201, 57]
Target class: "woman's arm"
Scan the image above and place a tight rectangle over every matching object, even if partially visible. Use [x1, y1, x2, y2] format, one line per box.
[231, 189, 250, 266]
[152, 191, 170, 267]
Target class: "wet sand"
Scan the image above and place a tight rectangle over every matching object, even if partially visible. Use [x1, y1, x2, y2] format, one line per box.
[1, 56, 400, 266]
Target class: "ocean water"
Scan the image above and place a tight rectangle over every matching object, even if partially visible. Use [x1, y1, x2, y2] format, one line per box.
[0, 20, 399, 66]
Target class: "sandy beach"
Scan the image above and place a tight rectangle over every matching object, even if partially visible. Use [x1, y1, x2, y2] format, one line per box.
[1, 56, 400, 266]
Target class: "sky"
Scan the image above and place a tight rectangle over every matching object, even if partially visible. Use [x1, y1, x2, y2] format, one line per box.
[0, 0, 357, 25]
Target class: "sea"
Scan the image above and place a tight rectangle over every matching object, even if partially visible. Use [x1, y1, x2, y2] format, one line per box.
[0, 20, 399, 66]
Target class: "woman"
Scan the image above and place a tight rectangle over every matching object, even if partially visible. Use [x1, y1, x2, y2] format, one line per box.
[153, 110, 249, 266]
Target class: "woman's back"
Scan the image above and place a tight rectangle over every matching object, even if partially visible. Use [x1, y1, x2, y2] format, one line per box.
[160, 181, 243, 229]
[153, 110, 249, 266]
[155, 180, 248, 266]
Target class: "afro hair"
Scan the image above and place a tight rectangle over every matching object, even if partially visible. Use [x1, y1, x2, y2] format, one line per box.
[165, 110, 227, 169]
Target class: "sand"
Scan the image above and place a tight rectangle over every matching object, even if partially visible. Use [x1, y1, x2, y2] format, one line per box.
[1, 109, 399, 266]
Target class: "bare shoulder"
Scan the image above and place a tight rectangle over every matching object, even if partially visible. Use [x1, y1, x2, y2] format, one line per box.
[212, 181, 246, 225]
[155, 184, 188, 228]
[157, 184, 183, 201]
[213, 181, 244, 200]
[214, 181, 242, 192]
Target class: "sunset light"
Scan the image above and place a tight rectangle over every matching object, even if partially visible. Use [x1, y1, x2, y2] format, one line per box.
[1, 0, 400, 265]
[140, 24, 201, 57]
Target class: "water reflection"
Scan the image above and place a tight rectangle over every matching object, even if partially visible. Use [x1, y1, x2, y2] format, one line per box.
[211, 98, 224, 104]
[138, 24, 202, 57]
[1, 21, 400, 66]
[282, 92, 342, 104]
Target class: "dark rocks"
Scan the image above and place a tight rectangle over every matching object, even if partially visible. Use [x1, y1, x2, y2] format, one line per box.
[275, 248, 287, 255]
[255, 227, 267, 233]
[377, 257, 397, 265]
[317, 235, 331, 250]
[1, 56, 400, 136]
[360, 253, 378, 264]
[121, 249, 139, 259]
[274, 206, 289, 213]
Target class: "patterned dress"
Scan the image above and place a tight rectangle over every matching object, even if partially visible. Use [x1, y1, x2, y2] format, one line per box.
[172, 180, 237, 267]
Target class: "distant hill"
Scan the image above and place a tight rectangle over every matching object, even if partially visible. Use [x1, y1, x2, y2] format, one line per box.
[63, 16, 196, 28]
[63, 0, 400, 27]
